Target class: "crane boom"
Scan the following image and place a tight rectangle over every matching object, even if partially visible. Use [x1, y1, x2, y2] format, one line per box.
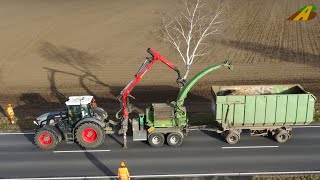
[119, 48, 184, 120]
[117, 48, 184, 147]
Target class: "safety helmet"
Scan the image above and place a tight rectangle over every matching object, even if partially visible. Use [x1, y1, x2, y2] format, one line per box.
[120, 161, 126, 167]
[8, 104, 12, 106]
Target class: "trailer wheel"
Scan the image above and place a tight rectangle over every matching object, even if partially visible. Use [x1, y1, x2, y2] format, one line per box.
[225, 131, 240, 144]
[75, 122, 105, 148]
[34, 129, 59, 150]
[275, 130, 290, 143]
[148, 133, 165, 147]
[167, 133, 183, 147]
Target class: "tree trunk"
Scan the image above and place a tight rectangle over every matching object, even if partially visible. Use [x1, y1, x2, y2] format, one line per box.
[183, 64, 190, 80]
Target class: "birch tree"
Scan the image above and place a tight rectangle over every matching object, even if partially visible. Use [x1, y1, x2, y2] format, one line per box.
[160, 0, 226, 79]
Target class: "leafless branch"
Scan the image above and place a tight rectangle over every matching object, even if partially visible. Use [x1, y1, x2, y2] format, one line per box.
[160, 0, 226, 79]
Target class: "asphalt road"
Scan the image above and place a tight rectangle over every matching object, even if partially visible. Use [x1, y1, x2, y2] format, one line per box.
[0, 127, 320, 179]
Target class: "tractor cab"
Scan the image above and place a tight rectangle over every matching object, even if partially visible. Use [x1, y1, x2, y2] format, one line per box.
[65, 96, 95, 125]
[65, 95, 108, 124]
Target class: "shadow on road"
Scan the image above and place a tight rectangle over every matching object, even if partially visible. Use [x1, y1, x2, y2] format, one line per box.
[107, 134, 123, 147]
[202, 130, 225, 143]
[82, 149, 116, 177]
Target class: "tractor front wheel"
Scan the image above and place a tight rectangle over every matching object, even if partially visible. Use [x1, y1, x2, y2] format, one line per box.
[75, 123, 105, 148]
[34, 129, 59, 150]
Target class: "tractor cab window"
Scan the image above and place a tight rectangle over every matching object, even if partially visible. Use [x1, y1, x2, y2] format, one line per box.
[68, 105, 82, 125]
[80, 104, 91, 118]
[87, 103, 93, 116]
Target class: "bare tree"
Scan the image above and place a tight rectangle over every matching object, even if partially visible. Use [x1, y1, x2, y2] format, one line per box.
[160, 0, 226, 79]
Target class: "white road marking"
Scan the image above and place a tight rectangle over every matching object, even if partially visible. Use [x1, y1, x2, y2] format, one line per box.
[53, 150, 111, 153]
[3, 171, 320, 180]
[222, 145, 279, 149]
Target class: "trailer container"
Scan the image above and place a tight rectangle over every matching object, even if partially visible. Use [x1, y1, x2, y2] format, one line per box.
[211, 84, 317, 144]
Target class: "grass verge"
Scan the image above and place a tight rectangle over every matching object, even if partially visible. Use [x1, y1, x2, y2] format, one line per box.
[313, 110, 320, 124]
[0, 115, 35, 132]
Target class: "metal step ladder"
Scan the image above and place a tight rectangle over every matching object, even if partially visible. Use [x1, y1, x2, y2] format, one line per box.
[65, 128, 74, 144]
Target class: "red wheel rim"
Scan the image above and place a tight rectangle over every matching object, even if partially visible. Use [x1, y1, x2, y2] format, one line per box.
[39, 133, 52, 146]
[82, 128, 98, 143]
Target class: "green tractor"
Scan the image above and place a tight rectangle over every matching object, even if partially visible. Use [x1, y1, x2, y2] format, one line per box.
[33, 96, 115, 150]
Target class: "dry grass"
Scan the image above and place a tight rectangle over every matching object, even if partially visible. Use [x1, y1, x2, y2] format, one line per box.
[314, 111, 320, 124]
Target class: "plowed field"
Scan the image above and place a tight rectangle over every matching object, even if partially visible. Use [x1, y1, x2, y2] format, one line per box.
[0, 0, 319, 128]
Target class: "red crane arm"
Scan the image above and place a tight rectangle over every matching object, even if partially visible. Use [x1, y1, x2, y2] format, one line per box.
[118, 48, 184, 120]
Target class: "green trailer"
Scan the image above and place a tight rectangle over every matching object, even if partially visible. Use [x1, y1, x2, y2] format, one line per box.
[211, 84, 317, 144]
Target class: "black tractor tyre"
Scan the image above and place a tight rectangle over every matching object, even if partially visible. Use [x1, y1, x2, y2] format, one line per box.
[167, 133, 183, 147]
[75, 122, 105, 148]
[148, 133, 165, 147]
[275, 130, 290, 143]
[225, 131, 240, 144]
[34, 129, 59, 150]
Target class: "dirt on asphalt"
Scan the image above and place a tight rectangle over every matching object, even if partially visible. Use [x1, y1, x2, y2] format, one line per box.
[0, 0, 319, 130]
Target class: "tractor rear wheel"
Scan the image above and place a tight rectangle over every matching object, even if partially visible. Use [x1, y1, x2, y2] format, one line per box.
[75, 123, 105, 148]
[167, 133, 183, 147]
[34, 129, 59, 150]
[148, 133, 165, 147]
